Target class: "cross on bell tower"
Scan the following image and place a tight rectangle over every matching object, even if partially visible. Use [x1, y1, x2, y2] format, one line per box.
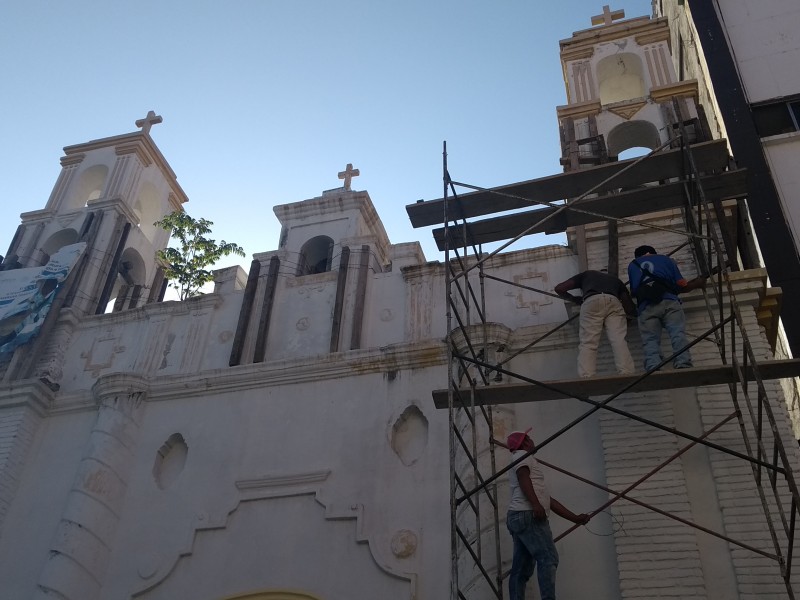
[591, 5, 625, 26]
[338, 163, 360, 191]
[135, 110, 163, 135]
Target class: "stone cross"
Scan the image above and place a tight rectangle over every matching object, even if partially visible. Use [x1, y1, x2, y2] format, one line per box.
[338, 163, 360, 190]
[135, 110, 163, 135]
[591, 5, 625, 26]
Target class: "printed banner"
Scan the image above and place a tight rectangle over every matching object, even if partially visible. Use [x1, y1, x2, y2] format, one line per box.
[0, 242, 87, 353]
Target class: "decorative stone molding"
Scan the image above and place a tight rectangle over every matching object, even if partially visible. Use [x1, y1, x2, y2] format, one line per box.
[59, 153, 86, 167]
[557, 99, 602, 121]
[133, 471, 417, 599]
[560, 46, 595, 63]
[650, 80, 699, 103]
[115, 142, 153, 168]
[559, 16, 665, 55]
[635, 29, 671, 48]
[608, 99, 647, 120]
[448, 323, 513, 356]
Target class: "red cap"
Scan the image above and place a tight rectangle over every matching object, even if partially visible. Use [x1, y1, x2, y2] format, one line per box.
[506, 428, 532, 451]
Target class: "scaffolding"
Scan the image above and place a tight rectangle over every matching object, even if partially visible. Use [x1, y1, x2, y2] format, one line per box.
[407, 103, 800, 599]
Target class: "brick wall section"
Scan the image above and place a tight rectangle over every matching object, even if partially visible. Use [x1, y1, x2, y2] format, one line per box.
[0, 404, 41, 533]
[599, 387, 708, 599]
[688, 304, 800, 598]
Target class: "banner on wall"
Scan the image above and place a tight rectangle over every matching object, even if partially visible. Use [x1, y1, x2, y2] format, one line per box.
[0, 242, 87, 354]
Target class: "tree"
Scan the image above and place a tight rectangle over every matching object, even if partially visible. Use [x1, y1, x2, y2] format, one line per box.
[154, 212, 245, 301]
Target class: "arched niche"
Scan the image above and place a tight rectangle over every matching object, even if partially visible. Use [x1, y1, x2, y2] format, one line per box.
[597, 53, 646, 105]
[105, 247, 148, 313]
[152, 433, 188, 490]
[39, 229, 80, 266]
[297, 236, 334, 276]
[67, 164, 108, 210]
[606, 120, 661, 159]
[133, 181, 163, 243]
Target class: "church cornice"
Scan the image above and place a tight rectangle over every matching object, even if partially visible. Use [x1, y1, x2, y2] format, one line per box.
[559, 17, 668, 59]
[635, 29, 671, 49]
[60, 153, 86, 167]
[0, 379, 55, 417]
[556, 99, 602, 121]
[650, 80, 699, 103]
[19, 208, 55, 223]
[115, 142, 154, 168]
[49, 339, 449, 412]
[86, 196, 142, 226]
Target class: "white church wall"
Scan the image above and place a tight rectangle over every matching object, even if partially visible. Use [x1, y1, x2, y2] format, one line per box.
[87, 364, 450, 598]
[362, 269, 408, 347]
[266, 272, 339, 360]
[0, 409, 97, 596]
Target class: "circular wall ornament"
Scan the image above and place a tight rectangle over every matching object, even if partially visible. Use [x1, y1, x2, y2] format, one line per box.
[390, 529, 418, 558]
[296, 317, 310, 331]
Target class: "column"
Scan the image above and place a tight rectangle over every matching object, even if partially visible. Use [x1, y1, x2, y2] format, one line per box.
[33, 374, 148, 600]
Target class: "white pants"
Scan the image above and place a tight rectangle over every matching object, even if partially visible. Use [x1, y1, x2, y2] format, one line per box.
[577, 293, 635, 378]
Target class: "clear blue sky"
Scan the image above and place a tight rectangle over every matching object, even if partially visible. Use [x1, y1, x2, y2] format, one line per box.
[0, 0, 651, 271]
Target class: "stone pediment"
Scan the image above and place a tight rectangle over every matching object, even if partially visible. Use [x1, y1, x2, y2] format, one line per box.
[608, 100, 647, 120]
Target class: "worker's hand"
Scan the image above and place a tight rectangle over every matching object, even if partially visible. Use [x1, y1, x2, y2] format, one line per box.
[532, 502, 547, 520]
[573, 513, 590, 525]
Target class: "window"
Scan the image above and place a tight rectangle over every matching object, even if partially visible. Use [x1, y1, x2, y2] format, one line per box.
[752, 98, 800, 137]
[297, 236, 334, 276]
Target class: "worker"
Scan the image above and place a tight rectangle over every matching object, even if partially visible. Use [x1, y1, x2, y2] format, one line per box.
[554, 269, 637, 377]
[506, 429, 589, 600]
[627, 245, 707, 370]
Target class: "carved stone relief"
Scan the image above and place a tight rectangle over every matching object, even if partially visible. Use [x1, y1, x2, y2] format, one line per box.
[390, 405, 429, 467]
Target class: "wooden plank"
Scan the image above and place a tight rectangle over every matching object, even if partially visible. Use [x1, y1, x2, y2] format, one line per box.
[432, 359, 800, 408]
[432, 169, 747, 250]
[407, 139, 731, 228]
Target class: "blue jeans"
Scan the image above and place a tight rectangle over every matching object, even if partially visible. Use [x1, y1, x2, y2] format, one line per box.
[507, 510, 559, 600]
[637, 299, 692, 370]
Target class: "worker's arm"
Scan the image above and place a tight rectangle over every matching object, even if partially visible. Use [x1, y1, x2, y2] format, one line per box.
[554, 277, 581, 303]
[516, 465, 547, 520]
[550, 497, 590, 525]
[679, 276, 707, 292]
[619, 286, 637, 318]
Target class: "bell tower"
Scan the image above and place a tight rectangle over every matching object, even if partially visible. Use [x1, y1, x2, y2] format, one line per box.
[557, 6, 709, 272]
[1, 111, 188, 314]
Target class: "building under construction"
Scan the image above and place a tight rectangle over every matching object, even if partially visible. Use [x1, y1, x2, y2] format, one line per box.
[407, 8, 800, 600]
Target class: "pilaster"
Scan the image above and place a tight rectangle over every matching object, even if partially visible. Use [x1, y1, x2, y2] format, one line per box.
[33, 373, 148, 600]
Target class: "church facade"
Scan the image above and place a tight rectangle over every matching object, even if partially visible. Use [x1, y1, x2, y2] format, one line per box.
[1, 7, 800, 600]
